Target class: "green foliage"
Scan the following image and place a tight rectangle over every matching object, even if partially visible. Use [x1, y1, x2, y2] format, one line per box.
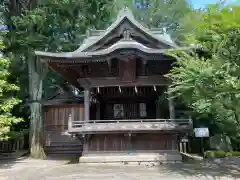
[0, 40, 22, 140]
[166, 4, 240, 139]
[7, 0, 115, 53]
[204, 151, 240, 158]
[204, 151, 226, 158]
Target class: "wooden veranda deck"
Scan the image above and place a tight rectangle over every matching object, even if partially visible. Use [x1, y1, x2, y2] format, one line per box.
[68, 119, 192, 134]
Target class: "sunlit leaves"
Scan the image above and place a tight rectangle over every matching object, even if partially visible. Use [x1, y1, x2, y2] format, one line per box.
[167, 4, 240, 138]
[0, 40, 22, 140]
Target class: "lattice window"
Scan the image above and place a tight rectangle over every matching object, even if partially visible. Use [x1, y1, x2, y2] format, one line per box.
[113, 104, 124, 118]
[139, 103, 147, 117]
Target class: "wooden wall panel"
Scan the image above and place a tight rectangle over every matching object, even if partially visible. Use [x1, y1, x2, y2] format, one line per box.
[43, 104, 84, 147]
[87, 133, 177, 152]
[88, 134, 129, 152]
[119, 58, 136, 82]
[131, 133, 177, 150]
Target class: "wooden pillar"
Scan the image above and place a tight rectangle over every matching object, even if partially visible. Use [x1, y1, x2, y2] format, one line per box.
[174, 135, 178, 150]
[84, 88, 90, 122]
[156, 102, 160, 118]
[167, 88, 175, 119]
[68, 114, 72, 131]
[96, 102, 101, 120]
[171, 138, 175, 150]
[179, 142, 183, 152]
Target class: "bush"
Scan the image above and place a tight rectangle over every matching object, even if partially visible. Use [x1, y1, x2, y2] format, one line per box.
[230, 151, 240, 157]
[204, 151, 240, 158]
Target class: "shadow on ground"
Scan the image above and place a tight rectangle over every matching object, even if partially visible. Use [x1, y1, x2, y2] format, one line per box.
[0, 152, 79, 170]
[47, 154, 80, 164]
[0, 150, 29, 169]
[159, 160, 240, 179]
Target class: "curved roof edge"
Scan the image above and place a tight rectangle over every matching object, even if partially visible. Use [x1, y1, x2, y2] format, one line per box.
[35, 40, 190, 58]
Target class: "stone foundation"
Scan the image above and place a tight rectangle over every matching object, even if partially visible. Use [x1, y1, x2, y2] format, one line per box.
[79, 150, 182, 164]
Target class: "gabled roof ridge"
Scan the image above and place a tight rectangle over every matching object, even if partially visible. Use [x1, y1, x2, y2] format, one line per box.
[74, 7, 177, 52]
[117, 7, 134, 19]
[85, 8, 133, 38]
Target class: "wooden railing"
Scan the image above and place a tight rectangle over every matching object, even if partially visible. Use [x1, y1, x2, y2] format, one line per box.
[68, 118, 192, 133]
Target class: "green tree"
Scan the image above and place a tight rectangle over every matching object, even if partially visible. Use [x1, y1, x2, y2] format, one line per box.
[166, 4, 240, 139]
[0, 39, 22, 140]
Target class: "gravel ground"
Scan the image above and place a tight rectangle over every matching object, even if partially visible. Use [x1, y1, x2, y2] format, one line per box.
[0, 157, 239, 180]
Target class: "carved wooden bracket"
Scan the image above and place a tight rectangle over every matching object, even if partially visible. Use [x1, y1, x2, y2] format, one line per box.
[123, 29, 132, 40]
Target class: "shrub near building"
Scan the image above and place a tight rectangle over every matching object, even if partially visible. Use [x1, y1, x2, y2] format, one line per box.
[204, 151, 240, 158]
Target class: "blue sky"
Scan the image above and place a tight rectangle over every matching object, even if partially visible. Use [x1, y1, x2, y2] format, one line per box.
[192, 0, 220, 8]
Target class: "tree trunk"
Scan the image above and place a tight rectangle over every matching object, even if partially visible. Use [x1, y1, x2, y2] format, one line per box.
[28, 55, 46, 159]
[6, 0, 39, 16]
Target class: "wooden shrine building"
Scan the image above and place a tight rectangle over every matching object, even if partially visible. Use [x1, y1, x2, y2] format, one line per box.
[36, 8, 192, 163]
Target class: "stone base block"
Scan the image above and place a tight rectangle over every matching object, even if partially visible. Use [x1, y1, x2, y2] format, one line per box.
[79, 151, 182, 164]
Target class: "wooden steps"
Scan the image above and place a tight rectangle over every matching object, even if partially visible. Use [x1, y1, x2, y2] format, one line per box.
[45, 143, 82, 155]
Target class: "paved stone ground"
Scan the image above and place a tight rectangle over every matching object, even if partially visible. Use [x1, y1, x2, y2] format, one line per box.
[0, 157, 239, 180]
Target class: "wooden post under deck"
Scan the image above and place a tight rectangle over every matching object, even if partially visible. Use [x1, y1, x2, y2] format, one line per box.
[83, 135, 89, 155]
[83, 88, 90, 155]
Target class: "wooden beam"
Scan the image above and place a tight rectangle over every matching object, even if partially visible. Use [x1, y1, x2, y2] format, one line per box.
[78, 76, 170, 87]
[42, 52, 173, 64]
[48, 63, 81, 88]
